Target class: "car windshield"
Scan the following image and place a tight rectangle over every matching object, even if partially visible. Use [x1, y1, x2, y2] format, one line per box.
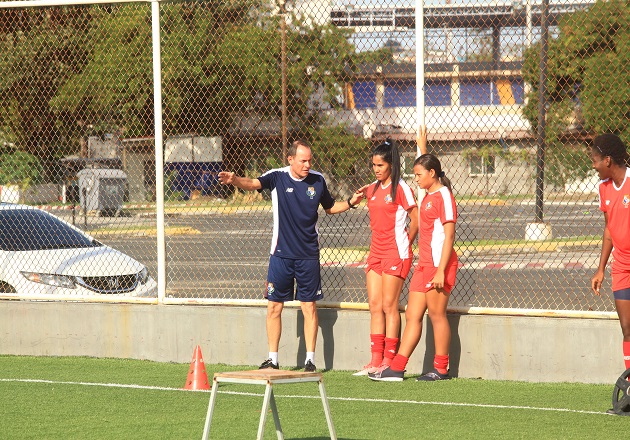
[0, 209, 100, 251]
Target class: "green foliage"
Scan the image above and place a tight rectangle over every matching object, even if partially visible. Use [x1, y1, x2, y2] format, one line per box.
[522, 0, 630, 186]
[51, 2, 355, 139]
[164, 170, 185, 201]
[0, 7, 91, 159]
[0, 150, 43, 187]
[0, 2, 357, 162]
[308, 124, 367, 178]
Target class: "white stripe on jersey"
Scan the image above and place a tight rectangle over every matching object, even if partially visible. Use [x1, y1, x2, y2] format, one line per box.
[431, 218, 445, 266]
[395, 180, 417, 259]
[270, 187, 280, 255]
[398, 180, 417, 208]
[431, 186, 455, 266]
[395, 205, 410, 259]
[440, 186, 455, 222]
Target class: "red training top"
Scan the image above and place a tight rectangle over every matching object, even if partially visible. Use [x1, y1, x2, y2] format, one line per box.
[418, 186, 457, 267]
[598, 167, 630, 270]
[366, 179, 417, 260]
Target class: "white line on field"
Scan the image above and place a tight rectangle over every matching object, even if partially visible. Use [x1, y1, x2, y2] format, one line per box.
[0, 378, 611, 416]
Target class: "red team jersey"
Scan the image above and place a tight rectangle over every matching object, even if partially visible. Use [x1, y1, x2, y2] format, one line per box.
[598, 168, 630, 270]
[418, 186, 458, 267]
[366, 180, 417, 259]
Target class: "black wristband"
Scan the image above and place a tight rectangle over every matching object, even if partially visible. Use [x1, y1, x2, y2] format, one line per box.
[347, 197, 357, 209]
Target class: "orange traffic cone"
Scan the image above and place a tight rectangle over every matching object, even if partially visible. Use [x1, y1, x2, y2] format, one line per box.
[184, 345, 210, 390]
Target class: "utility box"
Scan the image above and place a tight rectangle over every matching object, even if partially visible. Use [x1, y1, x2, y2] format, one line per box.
[77, 168, 127, 215]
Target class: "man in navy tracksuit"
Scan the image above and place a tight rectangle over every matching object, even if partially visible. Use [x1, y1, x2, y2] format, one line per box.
[219, 140, 363, 372]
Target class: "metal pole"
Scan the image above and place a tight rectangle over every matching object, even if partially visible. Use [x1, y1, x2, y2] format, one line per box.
[415, 0, 425, 157]
[526, 0, 532, 48]
[152, 0, 166, 303]
[0, 0, 151, 8]
[535, 0, 548, 223]
[280, 1, 288, 164]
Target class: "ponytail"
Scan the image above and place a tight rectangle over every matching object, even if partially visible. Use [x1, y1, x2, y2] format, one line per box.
[371, 139, 401, 200]
[414, 154, 452, 193]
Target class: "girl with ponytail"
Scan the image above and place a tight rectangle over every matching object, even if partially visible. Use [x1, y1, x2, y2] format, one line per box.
[352, 139, 419, 376]
[370, 153, 458, 381]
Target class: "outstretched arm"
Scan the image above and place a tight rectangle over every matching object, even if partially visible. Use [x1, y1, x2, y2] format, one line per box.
[218, 171, 262, 191]
[325, 187, 365, 215]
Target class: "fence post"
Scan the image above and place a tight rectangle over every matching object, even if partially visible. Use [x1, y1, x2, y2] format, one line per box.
[152, 0, 166, 304]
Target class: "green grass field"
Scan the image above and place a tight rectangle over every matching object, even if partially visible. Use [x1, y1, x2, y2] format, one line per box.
[0, 355, 627, 439]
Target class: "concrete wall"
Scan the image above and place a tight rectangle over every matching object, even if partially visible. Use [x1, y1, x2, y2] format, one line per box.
[0, 301, 623, 384]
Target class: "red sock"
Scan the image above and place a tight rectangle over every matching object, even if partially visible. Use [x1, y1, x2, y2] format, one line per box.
[624, 341, 630, 370]
[434, 354, 449, 374]
[390, 354, 408, 372]
[370, 334, 385, 366]
[384, 337, 399, 361]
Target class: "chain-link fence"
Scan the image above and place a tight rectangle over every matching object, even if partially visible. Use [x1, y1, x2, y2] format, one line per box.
[0, 0, 626, 312]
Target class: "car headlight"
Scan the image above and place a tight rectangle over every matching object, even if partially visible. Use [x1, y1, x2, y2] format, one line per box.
[21, 272, 76, 289]
[138, 267, 149, 285]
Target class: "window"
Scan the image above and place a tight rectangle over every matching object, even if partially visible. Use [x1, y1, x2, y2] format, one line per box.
[468, 154, 496, 176]
[0, 209, 99, 252]
[401, 153, 416, 178]
[351, 81, 376, 109]
[426, 80, 451, 106]
[382, 79, 452, 107]
[385, 79, 415, 108]
[461, 78, 524, 106]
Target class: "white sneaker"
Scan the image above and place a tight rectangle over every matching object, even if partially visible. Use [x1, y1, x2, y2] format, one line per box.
[352, 362, 379, 376]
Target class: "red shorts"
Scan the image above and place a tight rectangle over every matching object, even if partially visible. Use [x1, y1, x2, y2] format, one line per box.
[611, 265, 630, 291]
[365, 254, 412, 279]
[409, 263, 457, 294]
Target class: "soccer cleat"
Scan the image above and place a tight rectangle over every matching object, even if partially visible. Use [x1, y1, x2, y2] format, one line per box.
[352, 362, 379, 376]
[304, 360, 316, 372]
[368, 366, 404, 382]
[259, 358, 279, 370]
[415, 369, 450, 381]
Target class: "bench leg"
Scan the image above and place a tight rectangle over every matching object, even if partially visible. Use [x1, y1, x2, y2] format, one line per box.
[318, 381, 337, 440]
[268, 389, 284, 440]
[201, 379, 219, 440]
[258, 383, 284, 440]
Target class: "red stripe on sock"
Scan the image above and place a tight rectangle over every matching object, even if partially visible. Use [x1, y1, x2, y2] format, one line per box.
[623, 341, 630, 370]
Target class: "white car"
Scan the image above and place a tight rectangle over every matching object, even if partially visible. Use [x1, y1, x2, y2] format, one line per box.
[0, 203, 157, 298]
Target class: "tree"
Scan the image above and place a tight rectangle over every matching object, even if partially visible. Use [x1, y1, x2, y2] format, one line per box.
[0, 1, 362, 178]
[0, 7, 91, 160]
[0, 150, 43, 188]
[522, 0, 630, 186]
[52, 1, 356, 140]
